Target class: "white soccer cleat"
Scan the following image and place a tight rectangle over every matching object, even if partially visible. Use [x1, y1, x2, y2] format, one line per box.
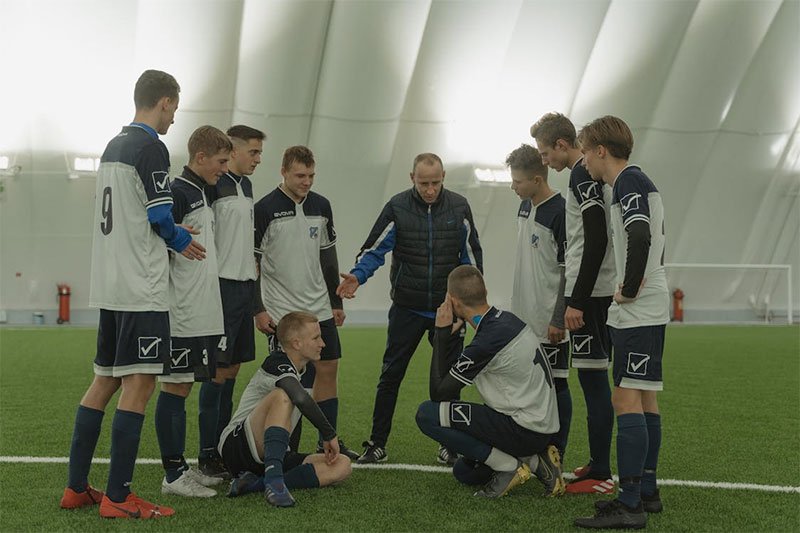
[184, 467, 225, 487]
[161, 471, 217, 498]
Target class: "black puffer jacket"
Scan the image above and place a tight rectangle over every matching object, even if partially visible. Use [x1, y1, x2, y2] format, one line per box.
[351, 187, 483, 311]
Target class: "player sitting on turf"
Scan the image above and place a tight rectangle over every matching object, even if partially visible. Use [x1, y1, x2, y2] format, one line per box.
[415, 265, 566, 498]
[219, 311, 352, 507]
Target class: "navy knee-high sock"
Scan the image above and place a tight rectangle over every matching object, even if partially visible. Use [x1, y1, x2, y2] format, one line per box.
[106, 409, 145, 503]
[578, 369, 614, 477]
[616, 413, 648, 508]
[198, 381, 222, 459]
[553, 378, 572, 461]
[67, 405, 104, 492]
[642, 412, 661, 496]
[263, 427, 290, 483]
[155, 391, 187, 483]
[415, 401, 492, 463]
[317, 398, 339, 444]
[215, 379, 236, 443]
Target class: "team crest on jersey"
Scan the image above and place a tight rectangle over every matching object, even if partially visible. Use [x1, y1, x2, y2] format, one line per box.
[454, 355, 474, 374]
[152, 171, 170, 193]
[138, 337, 161, 359]
[450, 403, 472, 425]
[170, 347, 190, 369]
[277, 363, 297, 375]
[577, 180, 600, 201]
[531, 234, 540, 248]
[627, 352, 650, 376]
[620, 192, 641, 214]
[309, 226, 319, 239]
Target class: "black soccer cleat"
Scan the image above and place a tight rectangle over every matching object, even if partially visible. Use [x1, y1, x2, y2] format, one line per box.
[532, 444, 566, 497]
[576, 499, 647, 529]
[356, 441, 387, 464]
[436, 445, 458, 466]
[594, 489, 663, 514]
[473, 462, 531, 498]
[198, 456, 231, 480]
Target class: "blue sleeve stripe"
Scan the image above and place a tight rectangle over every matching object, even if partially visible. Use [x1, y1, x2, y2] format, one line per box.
[353, 222, 395, 284]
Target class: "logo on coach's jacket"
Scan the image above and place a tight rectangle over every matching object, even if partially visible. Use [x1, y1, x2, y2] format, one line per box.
[309, 226, 319, 239]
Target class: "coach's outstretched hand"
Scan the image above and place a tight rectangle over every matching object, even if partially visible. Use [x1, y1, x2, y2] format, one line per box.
[323, 437, 341, 465]
[337, 273, 360, 299]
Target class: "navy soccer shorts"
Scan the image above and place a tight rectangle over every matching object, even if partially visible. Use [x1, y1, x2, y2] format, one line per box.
[568, 296, 613, 370]
[95, 309, 170, 378]
[216, 278, 256, 367]
[609, 324, 666, 391]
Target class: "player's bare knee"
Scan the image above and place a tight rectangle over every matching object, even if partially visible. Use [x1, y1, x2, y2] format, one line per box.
[161, 381, 192, 397]
[333, 455, 352, 483]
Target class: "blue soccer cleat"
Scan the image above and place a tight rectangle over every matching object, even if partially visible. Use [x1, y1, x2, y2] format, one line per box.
[264, 478, 296, 508]
[227, 471, 264, 498]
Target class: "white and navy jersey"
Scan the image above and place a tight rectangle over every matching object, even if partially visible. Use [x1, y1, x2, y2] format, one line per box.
[608, 166, 669, 328]
[449, 307, 559, 434]
[208, 172, 257, 282]
[564, 159, 616, 297]
[254, 187, 336, 322]
[167, 169, 224, 337]
[512, 192, 566, 340]
[89, 125, 173, 312]
[219, 351, 305, 448]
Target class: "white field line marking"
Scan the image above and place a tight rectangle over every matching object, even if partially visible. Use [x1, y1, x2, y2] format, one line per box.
[1, 456, 798, 494]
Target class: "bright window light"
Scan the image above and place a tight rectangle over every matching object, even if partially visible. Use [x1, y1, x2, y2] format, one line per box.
[0, 156, 8, 170]
[73, 157, 100, 172]
[474, 167, 511, 184]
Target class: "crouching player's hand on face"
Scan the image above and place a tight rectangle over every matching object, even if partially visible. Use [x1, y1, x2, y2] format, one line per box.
[436, 294, 464, 334]
[323, 437, 340, 465]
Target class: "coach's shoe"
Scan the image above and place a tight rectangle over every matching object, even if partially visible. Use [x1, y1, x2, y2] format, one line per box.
[316, 439, 362, 461]
[474, 462, 531, 498]
[533, 445, 566, 497]
[198, 456, 231, 480]
[575, 499, 647, 529]
[228, 471, 264, 497]
[185, 467, 225, 487]
[567, 476, 615, 495]
[594, 488, 662, 513]
[161, 471, 217, 498]
[99, 492, 175, 519]
[437, 445, 458, 466]
[356, 441, 388, 464]
[60, 485, 104, 509]
[264, 478, 296, 508]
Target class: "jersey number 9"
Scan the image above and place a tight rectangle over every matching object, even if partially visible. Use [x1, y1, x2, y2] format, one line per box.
[100, 186, 113, 235]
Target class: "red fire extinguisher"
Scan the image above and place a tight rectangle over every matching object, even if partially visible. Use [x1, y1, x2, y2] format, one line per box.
[57, 284, 71, 324]
[672, 288, 684, 322]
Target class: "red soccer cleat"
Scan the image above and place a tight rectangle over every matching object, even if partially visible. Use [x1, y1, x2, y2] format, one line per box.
[99, 492, 175, 519]
[566, 476, 616, 494]
[60, 485, 104, 509]
[572, 463, 591, 478]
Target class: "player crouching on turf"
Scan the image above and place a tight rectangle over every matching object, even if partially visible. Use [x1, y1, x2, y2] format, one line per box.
[416, 265, 566, 498]
[218, 311, 352, 507]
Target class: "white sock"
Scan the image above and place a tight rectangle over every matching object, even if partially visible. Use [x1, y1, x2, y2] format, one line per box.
[484, 447, 518, 472]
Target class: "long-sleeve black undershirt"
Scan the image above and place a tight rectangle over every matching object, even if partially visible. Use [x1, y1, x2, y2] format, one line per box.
[276, 376, 336, 441]
[570, 205, 608, 310]
[622, 220, 650, 299]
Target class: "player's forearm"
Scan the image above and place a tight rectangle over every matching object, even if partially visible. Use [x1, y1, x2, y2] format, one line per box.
[622, 220, 650, 298]
[320, 246, 343, 309]
[550, 266, 567, 329]
[278, 378, 336, 441]
[148, 204, 191, 252]
[430, 328, 463, 401]
[571, 206, 608, 309]
[252, 272, 266, 314]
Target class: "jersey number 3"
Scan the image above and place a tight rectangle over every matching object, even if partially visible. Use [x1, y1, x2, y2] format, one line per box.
[100, 186, 113, 235]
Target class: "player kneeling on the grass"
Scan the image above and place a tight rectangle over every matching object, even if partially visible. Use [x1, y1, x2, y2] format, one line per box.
[218, 311, 352, 507]
[416, 265, 566, 499]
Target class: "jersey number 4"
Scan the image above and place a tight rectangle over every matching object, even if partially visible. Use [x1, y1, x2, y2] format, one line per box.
[217, 336, 228, 351]
[100, 186, 113, 235]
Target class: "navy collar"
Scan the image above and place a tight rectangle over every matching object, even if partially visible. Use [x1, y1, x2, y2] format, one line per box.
[129, 122, 159, 140]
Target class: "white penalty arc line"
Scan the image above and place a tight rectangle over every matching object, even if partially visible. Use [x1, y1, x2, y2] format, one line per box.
[1, 456, 798, 495]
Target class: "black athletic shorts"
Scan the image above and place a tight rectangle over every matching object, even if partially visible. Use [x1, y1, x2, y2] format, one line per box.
[216, 278, 256, 367]
[439, 401, 552, 458]
[220, 417, 308, 477]
[540, 342, 569, 379]
[610, 324, 665, 391]
[159, 335, 218, 383]
[567, 296, 613, 370]
[95, 309, 170, 378]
